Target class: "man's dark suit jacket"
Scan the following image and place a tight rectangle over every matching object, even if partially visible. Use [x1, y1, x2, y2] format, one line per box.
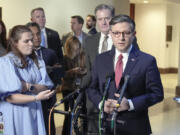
[87, 46, 164, 135]
[88, 27, 97, 35]
[45, 28, 63, 64]
[81, 32, 140, 134]
[38, 47, 63, 135]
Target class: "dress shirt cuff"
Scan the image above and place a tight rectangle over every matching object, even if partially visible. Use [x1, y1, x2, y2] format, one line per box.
[128, 99, 135, 111]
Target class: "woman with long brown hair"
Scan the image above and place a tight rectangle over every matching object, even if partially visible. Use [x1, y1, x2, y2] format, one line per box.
[61, 36, 87, 135]
[0, 25, 55, 135]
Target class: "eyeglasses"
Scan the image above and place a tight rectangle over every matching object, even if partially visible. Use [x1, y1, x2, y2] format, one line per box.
[111, 31, 132, 38]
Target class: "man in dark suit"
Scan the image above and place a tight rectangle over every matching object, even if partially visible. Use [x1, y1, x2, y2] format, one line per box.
[87, 15, 164, 135]
[81, 4, 115, 135]
[86, 15, 97, 35]
[31, 7, 63, 64]
[62, 15, 88, 49]
[27, 22, 63, 135]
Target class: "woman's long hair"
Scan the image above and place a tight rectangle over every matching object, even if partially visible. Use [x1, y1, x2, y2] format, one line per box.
[7, 25, 39, 68]
[64, 36, 85, 67]
[0, 20, 7, 49]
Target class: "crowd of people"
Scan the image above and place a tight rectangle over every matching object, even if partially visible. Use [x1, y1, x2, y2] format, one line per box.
[0, 3, 163, 135]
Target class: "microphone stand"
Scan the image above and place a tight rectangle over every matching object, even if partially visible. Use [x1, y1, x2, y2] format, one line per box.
[52, 88, 81, 135]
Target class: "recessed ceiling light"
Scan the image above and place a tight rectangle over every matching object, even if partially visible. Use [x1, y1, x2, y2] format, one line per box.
[144, 0, 149, 3]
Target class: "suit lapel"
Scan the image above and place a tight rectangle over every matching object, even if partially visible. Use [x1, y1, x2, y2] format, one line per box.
[94, 33, 101, 55]
[123, 46, 139, 77]
[107, 48, 117, 95]
[107, 48, 115, 74]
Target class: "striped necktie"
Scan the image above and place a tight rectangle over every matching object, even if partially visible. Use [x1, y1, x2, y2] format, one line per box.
[101, 35, 108, 53]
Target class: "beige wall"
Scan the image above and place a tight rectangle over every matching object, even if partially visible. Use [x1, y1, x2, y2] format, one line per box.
[0, 0, 129, 37]
[135, 3, 180, 68]
[166, 3, 180, 68]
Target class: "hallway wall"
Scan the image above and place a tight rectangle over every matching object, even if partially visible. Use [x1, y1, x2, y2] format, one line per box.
[0, 0, 129, 37]
[135, 2, 180, 68]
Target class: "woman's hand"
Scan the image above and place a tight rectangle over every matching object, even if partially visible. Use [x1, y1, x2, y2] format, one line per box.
[72, 67, 82, 73]
[35, 90, 55, 101]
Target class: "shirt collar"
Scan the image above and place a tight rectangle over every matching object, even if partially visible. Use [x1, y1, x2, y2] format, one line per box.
[115, 44, 132, 58]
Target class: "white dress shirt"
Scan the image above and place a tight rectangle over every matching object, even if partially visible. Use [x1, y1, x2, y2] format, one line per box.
[114, 45, 134, 111]
[99, 45, 135, 111]
[98, 32, 113, 54]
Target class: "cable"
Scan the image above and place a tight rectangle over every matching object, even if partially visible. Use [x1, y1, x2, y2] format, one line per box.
[48, 106, 55, 135]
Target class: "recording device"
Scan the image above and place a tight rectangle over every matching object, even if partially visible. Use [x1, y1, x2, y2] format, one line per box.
[53, 88, 83, 107]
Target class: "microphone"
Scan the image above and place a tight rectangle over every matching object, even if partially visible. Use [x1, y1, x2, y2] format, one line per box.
[72, 89, 84, 113]
[103, 72, 114, 97]
[116, 75, 130, 104]
[111, 75, 130, 131]
[54, 88, 82, 107]
[99, 72, 114, 134]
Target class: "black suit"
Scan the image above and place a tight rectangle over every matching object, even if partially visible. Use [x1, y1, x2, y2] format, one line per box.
[87, 46, 164, 135]
[81, 33, 139, 134]
[36, 47, 63, 135]
[81, 33, 102, 134]
[88, 27, 97, 35]
[45, 28, 63, 64]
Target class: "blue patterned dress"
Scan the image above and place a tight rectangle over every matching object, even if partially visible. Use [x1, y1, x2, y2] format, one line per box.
[0, 52, 53, 135]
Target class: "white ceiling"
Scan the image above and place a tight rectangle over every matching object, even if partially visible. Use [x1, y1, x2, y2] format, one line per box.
[130, 0, 180, 4]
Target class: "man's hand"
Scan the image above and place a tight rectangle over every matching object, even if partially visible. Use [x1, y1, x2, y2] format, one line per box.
[104, 94, 130, 114]
[114, 93, 130, 112]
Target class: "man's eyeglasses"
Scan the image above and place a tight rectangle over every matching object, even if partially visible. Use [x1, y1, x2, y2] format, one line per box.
[111, 31, 132, 38]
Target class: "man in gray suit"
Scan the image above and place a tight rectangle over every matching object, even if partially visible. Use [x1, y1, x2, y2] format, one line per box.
[81, 4, 115, 135]
[62, 15, 88, 49]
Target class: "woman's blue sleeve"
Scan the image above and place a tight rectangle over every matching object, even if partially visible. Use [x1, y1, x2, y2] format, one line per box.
[0, 56, 22, 100]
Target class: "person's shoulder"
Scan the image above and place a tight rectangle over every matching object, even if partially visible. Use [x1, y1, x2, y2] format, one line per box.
[45, 27, 59, 35]
[62, 32, 73, 39]
[0, 52, 17, 66]
[86, 32, 100, 40]
[96, 49, 113, 61]
[82, 31, 88, 36]
[136, 49, 156, 62]
[42, 47, 56, 55]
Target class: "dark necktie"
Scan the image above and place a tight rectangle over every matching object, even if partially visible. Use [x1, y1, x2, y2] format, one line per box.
[115, 54, 123, 88]
[101, 35, 108, 53]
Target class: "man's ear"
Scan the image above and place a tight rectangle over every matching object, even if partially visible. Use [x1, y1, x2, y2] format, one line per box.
[133, 31, 136, 36]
